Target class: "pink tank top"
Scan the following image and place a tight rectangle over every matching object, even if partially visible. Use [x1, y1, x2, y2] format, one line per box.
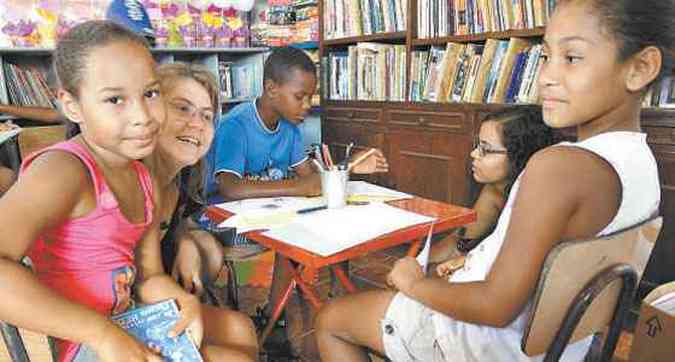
[22, 141, 154, 362]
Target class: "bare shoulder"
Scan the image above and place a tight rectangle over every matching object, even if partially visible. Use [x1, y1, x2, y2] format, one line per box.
[522, 145, 618, 195]
[21, 150, 90, 191]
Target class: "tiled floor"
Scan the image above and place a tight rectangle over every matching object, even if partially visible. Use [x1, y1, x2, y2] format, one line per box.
[230, 244, 634, 362]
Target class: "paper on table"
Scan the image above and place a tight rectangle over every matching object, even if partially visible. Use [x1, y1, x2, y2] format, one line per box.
[415, 223, 434, 273]
[262, 203, 435, 256]
[214, 196, 324, 233]
[214, 196, 324, 214]
[346, 181, 412, 203]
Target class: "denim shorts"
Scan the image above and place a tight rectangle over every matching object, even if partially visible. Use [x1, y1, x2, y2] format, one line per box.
[381, 292, 447, 362]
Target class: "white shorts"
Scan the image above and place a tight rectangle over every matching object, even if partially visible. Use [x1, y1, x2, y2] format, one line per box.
[381, 292, 446, 362]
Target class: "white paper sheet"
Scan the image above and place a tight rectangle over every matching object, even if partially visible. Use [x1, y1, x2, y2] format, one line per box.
[346, 181, 412, 202]
[415, 224, 434, 273]
[261, 203, 435, 256]
[214, 197, 324, 232]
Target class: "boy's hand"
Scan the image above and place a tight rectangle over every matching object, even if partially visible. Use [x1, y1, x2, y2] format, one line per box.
[350, 148, 389, 174]
[92, 321, 162, 362]
[300, 172, 322, 196]
[170, 294, 204, 348]
[386, 256, 424, 295]
[436, 255, 466, 278]
[172, 237, 205, 296]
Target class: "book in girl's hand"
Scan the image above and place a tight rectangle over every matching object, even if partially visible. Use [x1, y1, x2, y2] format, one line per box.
[111, 299, 203, 362]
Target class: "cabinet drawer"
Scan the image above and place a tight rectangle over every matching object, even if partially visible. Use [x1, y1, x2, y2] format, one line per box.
[323, 107, 381, 123]
[387, 110, 468, 133]
[643, 126, 675, 146]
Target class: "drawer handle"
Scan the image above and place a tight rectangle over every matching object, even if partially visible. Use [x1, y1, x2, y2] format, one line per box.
[670, 129, 675, 141]
[418, 117, 428, 126]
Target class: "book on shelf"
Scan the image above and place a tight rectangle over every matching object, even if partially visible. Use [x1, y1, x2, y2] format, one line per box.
[406, 36, 544, 105]
[324, 43, 406, 102]
[2, 62, 56, 109]
[644, 76, 675, 109]
[417, 0, 558, 38]
[111, 299, 203, 362]
[323, 0, 406, 39]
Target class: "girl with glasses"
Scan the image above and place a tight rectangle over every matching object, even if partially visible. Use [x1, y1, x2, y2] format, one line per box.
[431, 109, 560, 273]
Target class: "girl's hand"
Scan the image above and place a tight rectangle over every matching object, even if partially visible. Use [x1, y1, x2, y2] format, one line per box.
[386, 256, 424, 295]
[172, 237, 205, 296]
[92, 322, 162, 362]
[351, 148, 389, 174]
[170, 294, 204, 349]
[436, 255, 466, 278]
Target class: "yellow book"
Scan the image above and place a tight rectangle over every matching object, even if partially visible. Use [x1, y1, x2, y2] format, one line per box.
[470, 38, 499, 103]
[436, 42, 465, 103]
[492, 37, 531, 103]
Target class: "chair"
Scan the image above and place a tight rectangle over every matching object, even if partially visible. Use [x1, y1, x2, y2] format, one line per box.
[521, 216, 662, 362]
[17, 125, 67, 162]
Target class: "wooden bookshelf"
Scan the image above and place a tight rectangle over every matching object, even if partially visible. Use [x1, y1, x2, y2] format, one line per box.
[412, 27, 546, 46]
[323, 31, 407, 46]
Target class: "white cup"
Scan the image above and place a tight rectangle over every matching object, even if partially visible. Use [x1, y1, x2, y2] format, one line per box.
[320, 169, 349, 208]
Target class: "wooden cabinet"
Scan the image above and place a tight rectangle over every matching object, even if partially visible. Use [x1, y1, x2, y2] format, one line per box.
[387, 109, 474, 205]
[322, 103, 478, 206]
[322, 106, 389, 186]
[641, 110, 675, 296]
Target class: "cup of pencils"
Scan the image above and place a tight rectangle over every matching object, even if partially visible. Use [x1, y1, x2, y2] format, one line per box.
[320, 168, 349, 208]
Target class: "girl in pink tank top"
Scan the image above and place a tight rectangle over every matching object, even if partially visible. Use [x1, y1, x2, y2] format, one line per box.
[0, 21, 166, 362]
[24, 141, 154, 361]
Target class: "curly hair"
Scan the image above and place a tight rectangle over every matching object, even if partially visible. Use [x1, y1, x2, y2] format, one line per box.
[486, 108, 560, 195]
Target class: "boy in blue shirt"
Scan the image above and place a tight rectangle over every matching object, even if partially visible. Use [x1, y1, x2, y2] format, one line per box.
[205, 47, 387, 356]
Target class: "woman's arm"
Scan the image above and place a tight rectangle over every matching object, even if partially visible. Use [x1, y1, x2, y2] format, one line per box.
[388, 147, 621, 327]
[134, 178, 203, 344]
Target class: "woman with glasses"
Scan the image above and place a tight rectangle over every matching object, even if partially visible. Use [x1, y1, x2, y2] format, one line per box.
[431, 108, 560, 272]
[143, 62, 258, 360]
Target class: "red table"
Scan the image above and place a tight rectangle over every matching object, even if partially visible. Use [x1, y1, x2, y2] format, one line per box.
[206, 196, 476, 343]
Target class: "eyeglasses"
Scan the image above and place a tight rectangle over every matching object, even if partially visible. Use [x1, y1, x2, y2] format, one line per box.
[168, 100, 215, 124]
[475, 141, 508, 158]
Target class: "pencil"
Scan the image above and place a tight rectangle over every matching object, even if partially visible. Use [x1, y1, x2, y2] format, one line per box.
[348, 148, 377, 172]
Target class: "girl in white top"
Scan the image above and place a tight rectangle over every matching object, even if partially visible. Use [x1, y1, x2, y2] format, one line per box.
[314, 0, 672, 361]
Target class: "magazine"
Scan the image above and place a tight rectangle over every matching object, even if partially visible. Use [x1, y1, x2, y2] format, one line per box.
[111, 299, 203, 362]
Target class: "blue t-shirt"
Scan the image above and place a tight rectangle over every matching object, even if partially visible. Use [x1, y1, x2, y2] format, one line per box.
[205, 101, 307, 202]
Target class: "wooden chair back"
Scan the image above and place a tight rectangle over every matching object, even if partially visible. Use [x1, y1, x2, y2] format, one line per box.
[521, 216, 662, 356]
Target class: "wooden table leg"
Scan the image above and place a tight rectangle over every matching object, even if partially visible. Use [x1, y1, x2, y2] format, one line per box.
[259, 276, 296, 345]
[332, 265, 357, 293]
[407, 239, 423, 257]
[259, 259, 323, 345]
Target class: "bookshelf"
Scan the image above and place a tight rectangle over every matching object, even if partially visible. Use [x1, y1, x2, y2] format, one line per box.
[319, 0, 675, 300]
[0, 47, 269, 115]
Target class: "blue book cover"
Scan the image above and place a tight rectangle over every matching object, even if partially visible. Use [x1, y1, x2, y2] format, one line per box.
[111, 299, 203, 362]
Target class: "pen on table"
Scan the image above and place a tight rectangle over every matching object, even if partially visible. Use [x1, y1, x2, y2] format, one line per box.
[297, 205, 328, 214]
[347, 148, 377, 172]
